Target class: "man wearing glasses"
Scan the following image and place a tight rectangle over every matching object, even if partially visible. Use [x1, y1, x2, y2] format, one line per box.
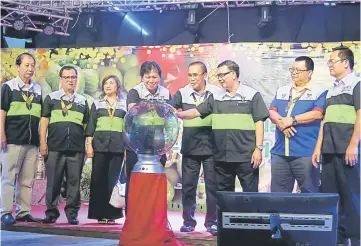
[312, 46, 360, 246]
[171, 61, 221, 235]
[268, 56, 326, 194]
[177, 60, 269, 235]
[39, 66, 89, 225]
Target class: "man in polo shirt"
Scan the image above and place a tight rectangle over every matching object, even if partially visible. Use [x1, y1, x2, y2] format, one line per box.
[172, 61, 221, 234]
[312, 46, 360, 246]
[177, 60, 269, 234]
[0, 52, 42, 225]
[40, 65, 89, 225]
[269, 56, 326, 193]
[125, 61, 171, 210]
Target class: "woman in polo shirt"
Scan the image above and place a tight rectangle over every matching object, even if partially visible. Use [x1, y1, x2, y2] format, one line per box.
[85, 75, 127, 224]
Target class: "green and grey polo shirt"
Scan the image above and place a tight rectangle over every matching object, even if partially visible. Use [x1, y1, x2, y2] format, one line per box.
[85, 98, 127, 153]
[322, 72, 360, 154]
[126, 83, 172, 151]
[196, 84, 269, 162]
[126, 82, 172, 105]
[172, 83, 221, 156]
[1, 77, 42, 146]
[42, 89, 89, 152]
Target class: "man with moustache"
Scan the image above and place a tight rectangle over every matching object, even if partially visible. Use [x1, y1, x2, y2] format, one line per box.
[312, 46, 360, 246]
[269, 56, 326, 193]
[177, 60, 269, 236]
[172, 61, 221, 235]
[1, 53, 43, 225]
[124, 61, 172, 210]
[40, 65, 89, 225]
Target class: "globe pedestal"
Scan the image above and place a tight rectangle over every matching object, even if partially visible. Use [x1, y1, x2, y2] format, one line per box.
[132, 154, 165, 174]
[120, 100, 184, 246]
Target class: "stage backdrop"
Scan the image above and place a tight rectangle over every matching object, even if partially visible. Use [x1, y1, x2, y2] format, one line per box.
[1, 41, 360, 212]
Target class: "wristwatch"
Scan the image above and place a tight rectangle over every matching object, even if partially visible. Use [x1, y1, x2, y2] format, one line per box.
[292, 116, 297, 126]
[256, 145, 263, 151]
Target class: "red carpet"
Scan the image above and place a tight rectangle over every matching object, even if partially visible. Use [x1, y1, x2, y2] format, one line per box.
[19, 203, 215, 241]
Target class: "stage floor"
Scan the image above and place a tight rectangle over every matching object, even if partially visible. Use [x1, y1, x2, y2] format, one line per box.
[1, 203, 216, 246]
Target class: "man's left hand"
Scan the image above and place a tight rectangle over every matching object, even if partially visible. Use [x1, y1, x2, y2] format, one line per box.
[345, 144, 359, 166]
[278, 117, 293, 131]
[251, 148, 262, 169]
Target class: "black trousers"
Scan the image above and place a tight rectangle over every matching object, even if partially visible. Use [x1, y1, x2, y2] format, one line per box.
[45, 151, 84, 219]
[88, 152, 124, 220]
[321, 154, 360, 241]
[124, 149, 166, 213]
[215, 161, 259, 192]
[182, 155, 217, 227]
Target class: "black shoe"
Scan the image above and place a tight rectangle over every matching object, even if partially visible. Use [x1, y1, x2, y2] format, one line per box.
[1, 214, 16, 225]
[180, 225, 195, 232]
[68, 216, 79, 225]
[206, 224, 218, 236]
[43, 216, 58, 224]
[16, 214, 42, 223]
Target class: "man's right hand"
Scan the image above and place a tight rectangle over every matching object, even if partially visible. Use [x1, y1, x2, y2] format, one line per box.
[312, 148, 321, 168]
[282, 127, 297, 138]
[86, 145, 94, 158]
[40, 142, 48, 157]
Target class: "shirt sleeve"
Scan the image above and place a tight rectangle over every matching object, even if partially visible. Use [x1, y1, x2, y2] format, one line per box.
[83, 100, 90, 124]
[41, 95, 52, 118]
[85, 103, 97, 137]
[170, 90, 182, 109]
[1, 84, 12, 112]
[126, 89, 140, 108]
[165, 91, 172, 104]
[312, 91, 327, 113]
[269, 91, 278, 112]
[196, 94, 214, 119]
[251, 92, 269, 122]
[353, 82, 360, 110]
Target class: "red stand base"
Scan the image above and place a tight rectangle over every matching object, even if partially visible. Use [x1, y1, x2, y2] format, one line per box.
[119, 173, 191, 246]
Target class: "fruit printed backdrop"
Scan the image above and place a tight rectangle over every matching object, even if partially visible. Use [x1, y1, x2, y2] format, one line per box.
[1, 41, 359, 211]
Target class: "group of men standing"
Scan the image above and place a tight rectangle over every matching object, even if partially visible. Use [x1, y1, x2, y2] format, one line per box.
[0, 46, 359, 246]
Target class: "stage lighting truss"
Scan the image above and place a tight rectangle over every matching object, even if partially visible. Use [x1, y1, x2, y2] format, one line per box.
[0, 0, 358, 37]
[0, 0, 73, 36]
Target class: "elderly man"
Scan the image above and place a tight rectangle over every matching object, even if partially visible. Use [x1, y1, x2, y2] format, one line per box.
[172, 61, 221, 234]
[1, 52, 42, 225]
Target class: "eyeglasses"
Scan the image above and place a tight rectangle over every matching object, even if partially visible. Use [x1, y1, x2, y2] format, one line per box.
[327, 59, 345, 66]
[188, 73, 204, 78]
[61, 76, 77, 80]
[216, 71, 232, 79]
[288, 68, 308, 74]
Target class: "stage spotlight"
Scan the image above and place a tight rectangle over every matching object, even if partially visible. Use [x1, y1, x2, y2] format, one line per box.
[187, 10, 196, 25]
[86, 15, 94, 28]
[13, 19, 25, 31]
[43, 24, 55, 35]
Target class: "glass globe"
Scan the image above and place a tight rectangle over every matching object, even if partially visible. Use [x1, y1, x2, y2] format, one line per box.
[123, 100, 179, 156]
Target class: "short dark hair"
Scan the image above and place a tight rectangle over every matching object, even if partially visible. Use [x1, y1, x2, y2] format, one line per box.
[100, 74, 123, 99]
[15, 52, 36, 66]
[189, 61, 207, 74]
[217, 60, 239, 78]
[332, 46, 354, 70]
[140, 61, 162, 78]
[59, 65, 78, 77]
[295, 56, 314, 71]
